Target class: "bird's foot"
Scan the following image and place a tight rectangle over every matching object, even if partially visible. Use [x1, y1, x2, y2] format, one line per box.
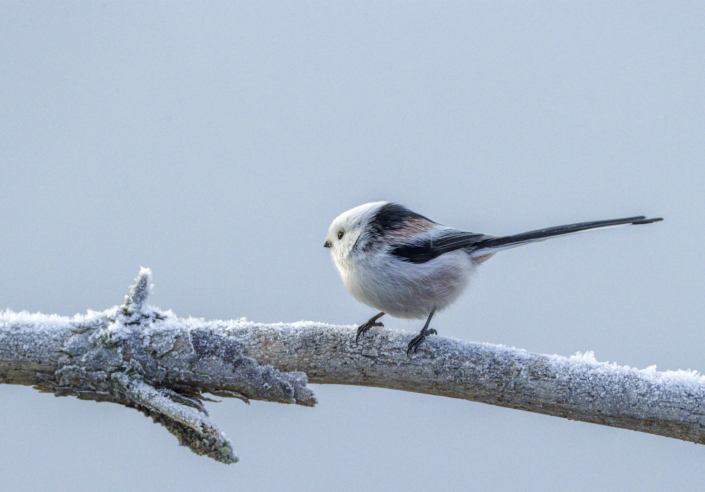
[407, 327, 438, 356]
[356, 319, 384, 343]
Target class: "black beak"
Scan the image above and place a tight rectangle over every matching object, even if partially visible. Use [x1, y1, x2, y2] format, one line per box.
[323, 240, 331, 248]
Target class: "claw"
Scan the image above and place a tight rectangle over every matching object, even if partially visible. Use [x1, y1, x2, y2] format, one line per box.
[356, 320, 383, 343]
[355, 312, 385, 343]
[406, 327, 438, 356]
[407, 308, 438, 356]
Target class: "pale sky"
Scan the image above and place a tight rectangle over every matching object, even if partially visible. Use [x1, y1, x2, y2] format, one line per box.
[1, 2, 704, 491]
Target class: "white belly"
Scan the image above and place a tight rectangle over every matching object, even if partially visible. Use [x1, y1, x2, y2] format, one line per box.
[338, 249, 475, 319]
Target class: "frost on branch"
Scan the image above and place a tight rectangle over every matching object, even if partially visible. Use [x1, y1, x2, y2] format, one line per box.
[121, 266, 153, 316]
[0, 268, 316, 464]
[2, 268, 705, 464]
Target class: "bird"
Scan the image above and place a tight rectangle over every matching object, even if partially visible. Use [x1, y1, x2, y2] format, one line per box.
[323, 201, 662, 355]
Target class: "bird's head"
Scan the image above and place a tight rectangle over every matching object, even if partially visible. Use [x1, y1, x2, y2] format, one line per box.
[324, 201, 387, 266]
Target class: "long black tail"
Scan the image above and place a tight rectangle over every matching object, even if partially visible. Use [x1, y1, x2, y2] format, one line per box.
[471, 216, 663, 255]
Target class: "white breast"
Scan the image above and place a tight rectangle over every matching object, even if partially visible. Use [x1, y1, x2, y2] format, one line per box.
[337, 248, 476, 319]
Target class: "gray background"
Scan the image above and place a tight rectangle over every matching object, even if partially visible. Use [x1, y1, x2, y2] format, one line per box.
[1, 2, 703, 490]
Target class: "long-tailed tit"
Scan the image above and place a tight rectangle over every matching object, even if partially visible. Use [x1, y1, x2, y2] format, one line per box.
[324, 202, 662, 355]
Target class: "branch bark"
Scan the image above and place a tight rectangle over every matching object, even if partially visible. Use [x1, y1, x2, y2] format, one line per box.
[2, 268, 704, 464]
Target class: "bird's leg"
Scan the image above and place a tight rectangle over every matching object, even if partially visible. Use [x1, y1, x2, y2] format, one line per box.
[356, 312, 385, 343]
[407, 308, 438, 355]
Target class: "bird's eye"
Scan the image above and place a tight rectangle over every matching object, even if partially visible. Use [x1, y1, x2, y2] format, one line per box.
[337, 231, 344, 240]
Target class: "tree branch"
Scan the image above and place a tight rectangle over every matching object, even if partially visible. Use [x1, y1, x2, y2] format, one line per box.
[2, 268, 704, 464]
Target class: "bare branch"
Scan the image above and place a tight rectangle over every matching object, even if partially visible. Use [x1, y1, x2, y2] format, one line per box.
[0, 269, 315, 464]
[1, 268, 704, 464]
[112, 372, 235, 463]
[240, 323, 705, 444]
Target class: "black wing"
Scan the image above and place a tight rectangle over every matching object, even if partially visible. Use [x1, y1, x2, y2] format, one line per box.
[389, 215, 663, 264]
[390, 230, 487, 264]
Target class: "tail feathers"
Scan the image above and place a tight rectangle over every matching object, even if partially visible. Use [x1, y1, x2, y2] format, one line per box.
[470, 216, 663, 256]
